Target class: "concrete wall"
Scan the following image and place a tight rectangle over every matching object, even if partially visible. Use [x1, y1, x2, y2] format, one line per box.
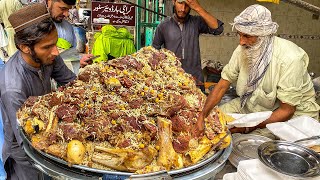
[195, 0, 320, 76]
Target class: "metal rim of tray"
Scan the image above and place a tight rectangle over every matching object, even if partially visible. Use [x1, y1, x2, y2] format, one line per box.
[20, 127, 225, 176]
[258, 140, 320, 178]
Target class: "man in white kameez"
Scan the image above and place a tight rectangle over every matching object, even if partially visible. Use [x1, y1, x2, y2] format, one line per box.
[0, 0, 22, 60]
[195, 4, 320, 138]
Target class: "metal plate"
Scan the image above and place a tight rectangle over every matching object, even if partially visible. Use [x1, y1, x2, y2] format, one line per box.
[20, 127, 225, 176]
[258, 141, 320, 178]
[233, 134, 271, 159]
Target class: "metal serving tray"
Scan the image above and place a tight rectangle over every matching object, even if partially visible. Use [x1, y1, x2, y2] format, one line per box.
[19, 126, 225, 176]
[258, 141, 320, 178]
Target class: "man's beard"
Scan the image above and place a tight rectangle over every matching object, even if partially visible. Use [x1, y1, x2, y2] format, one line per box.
[174, 6, 190, 21]
[30, 48, 42, 64]
[49, 5, 63, 23]
[242, 38, 264, 71]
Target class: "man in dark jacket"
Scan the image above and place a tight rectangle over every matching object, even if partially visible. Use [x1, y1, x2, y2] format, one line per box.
[0, 3, 76, 179]
[152, 0, 224, 84]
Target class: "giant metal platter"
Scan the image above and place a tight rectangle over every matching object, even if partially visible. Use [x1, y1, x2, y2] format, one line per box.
[229, 134, 271, 167]
[20, 127, 225, 176]
[258, 141, 320, 178]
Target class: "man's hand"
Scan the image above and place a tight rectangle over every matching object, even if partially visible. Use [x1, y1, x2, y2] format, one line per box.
[229, 126, 257, 134]
[193, 113, 205, 138]
[80, 54, 94, 68]
[184, 0, 202, 12]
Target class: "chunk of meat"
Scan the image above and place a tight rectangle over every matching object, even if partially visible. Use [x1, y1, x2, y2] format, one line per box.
[117, 139, 131, 148]
[165, 94, 188, 117]
[157, 117, 183, 170]
[120, 77, 133, 88]
[143, 122, 157, 139]
[173, 135, 191, 153]
[170, 115, 190, 133]
[48, 94, 63, 107]
[24, 96, 39, 107]
[128, 98, 143, 109]
[78, 70, 91, 82]
[124, 116, 142, 130]
[60, 124, 88, 141]
[92, 146, 157, 172]
[46, 144, 67, 159]
[55, 104, 78, 123]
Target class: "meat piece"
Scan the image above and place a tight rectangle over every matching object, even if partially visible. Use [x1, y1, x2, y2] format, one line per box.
[130, 58, 143, 70]
[60, 124, 88, 141]
[79, 108, 95, 118]
[170, 115, 190, 133]
[143, 123, 157, 135]
[31, 135, 49, 150]
[111, 124, 124, 133]
[149, 52, 166, 70]
[173, 135, 191, 153]
[65, 89, 86, 99]
[48, 94, 62, 107]
[117, 139, 131, 148]
[92, 146, 156, 172]
[128, 98, 143, 109]
[120, 90, 130, 98]
[149, 56, 159, 70]
[101, 103, 117, 112]
[47, 132, 58, 144]
[113, 57, 143, 71]
[120, 77, 133, 88]
[205, 114, 223, 139]
[55, 104, 78, 123]
[157, 117, 183, 170]
[24, 96, 39, 107]
[125, 116, 142, 130]
[46, 144, 67, 159]
[145, 77, 153, 86]
[109, 112, 125, 120]
[85, 121, 107, 140]
[165, 94, 188, 117]
[78, 70, 91, 82]
[179, 110, 196, 121]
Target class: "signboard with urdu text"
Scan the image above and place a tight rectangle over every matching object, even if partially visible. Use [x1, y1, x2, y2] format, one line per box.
[91, 1, 136, 26]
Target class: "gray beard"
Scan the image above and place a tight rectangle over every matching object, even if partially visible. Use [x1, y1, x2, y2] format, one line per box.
[243, 37, 265, 72]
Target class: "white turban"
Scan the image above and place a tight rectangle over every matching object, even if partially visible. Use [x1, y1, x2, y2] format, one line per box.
[231, 4, 279, 36]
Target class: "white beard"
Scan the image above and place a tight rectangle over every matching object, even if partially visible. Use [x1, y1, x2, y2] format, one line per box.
[243, 37, 267, 72]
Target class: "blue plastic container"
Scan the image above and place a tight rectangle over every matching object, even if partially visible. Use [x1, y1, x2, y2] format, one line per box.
[0, 59, 4, 70]
[0, 111, 6, 179]
[0, 58, 7, 179]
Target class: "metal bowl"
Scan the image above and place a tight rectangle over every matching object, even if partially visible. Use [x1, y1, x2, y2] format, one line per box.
[258, 141, 320, 178]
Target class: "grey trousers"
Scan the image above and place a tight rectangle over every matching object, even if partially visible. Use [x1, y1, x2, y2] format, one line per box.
[4, 141, 40, 180]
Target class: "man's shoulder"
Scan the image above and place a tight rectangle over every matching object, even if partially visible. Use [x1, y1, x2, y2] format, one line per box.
[158, 17, 174, 27]
[0, 54, 26, 93]
[54, 20, 74, 31]
[273, 37, 306, 61]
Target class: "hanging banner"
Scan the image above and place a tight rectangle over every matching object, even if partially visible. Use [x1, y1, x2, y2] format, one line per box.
[91, 1, 136, 26]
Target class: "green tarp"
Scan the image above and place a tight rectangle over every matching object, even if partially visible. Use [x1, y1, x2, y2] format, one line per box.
[91, 25, 136, 63]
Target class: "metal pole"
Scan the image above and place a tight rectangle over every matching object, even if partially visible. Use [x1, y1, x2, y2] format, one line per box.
[282, 0, 320, 15]
[136, 0, 142, 50]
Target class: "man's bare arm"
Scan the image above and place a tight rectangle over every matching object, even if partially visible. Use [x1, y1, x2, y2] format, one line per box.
[185, 0, 220, 29]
